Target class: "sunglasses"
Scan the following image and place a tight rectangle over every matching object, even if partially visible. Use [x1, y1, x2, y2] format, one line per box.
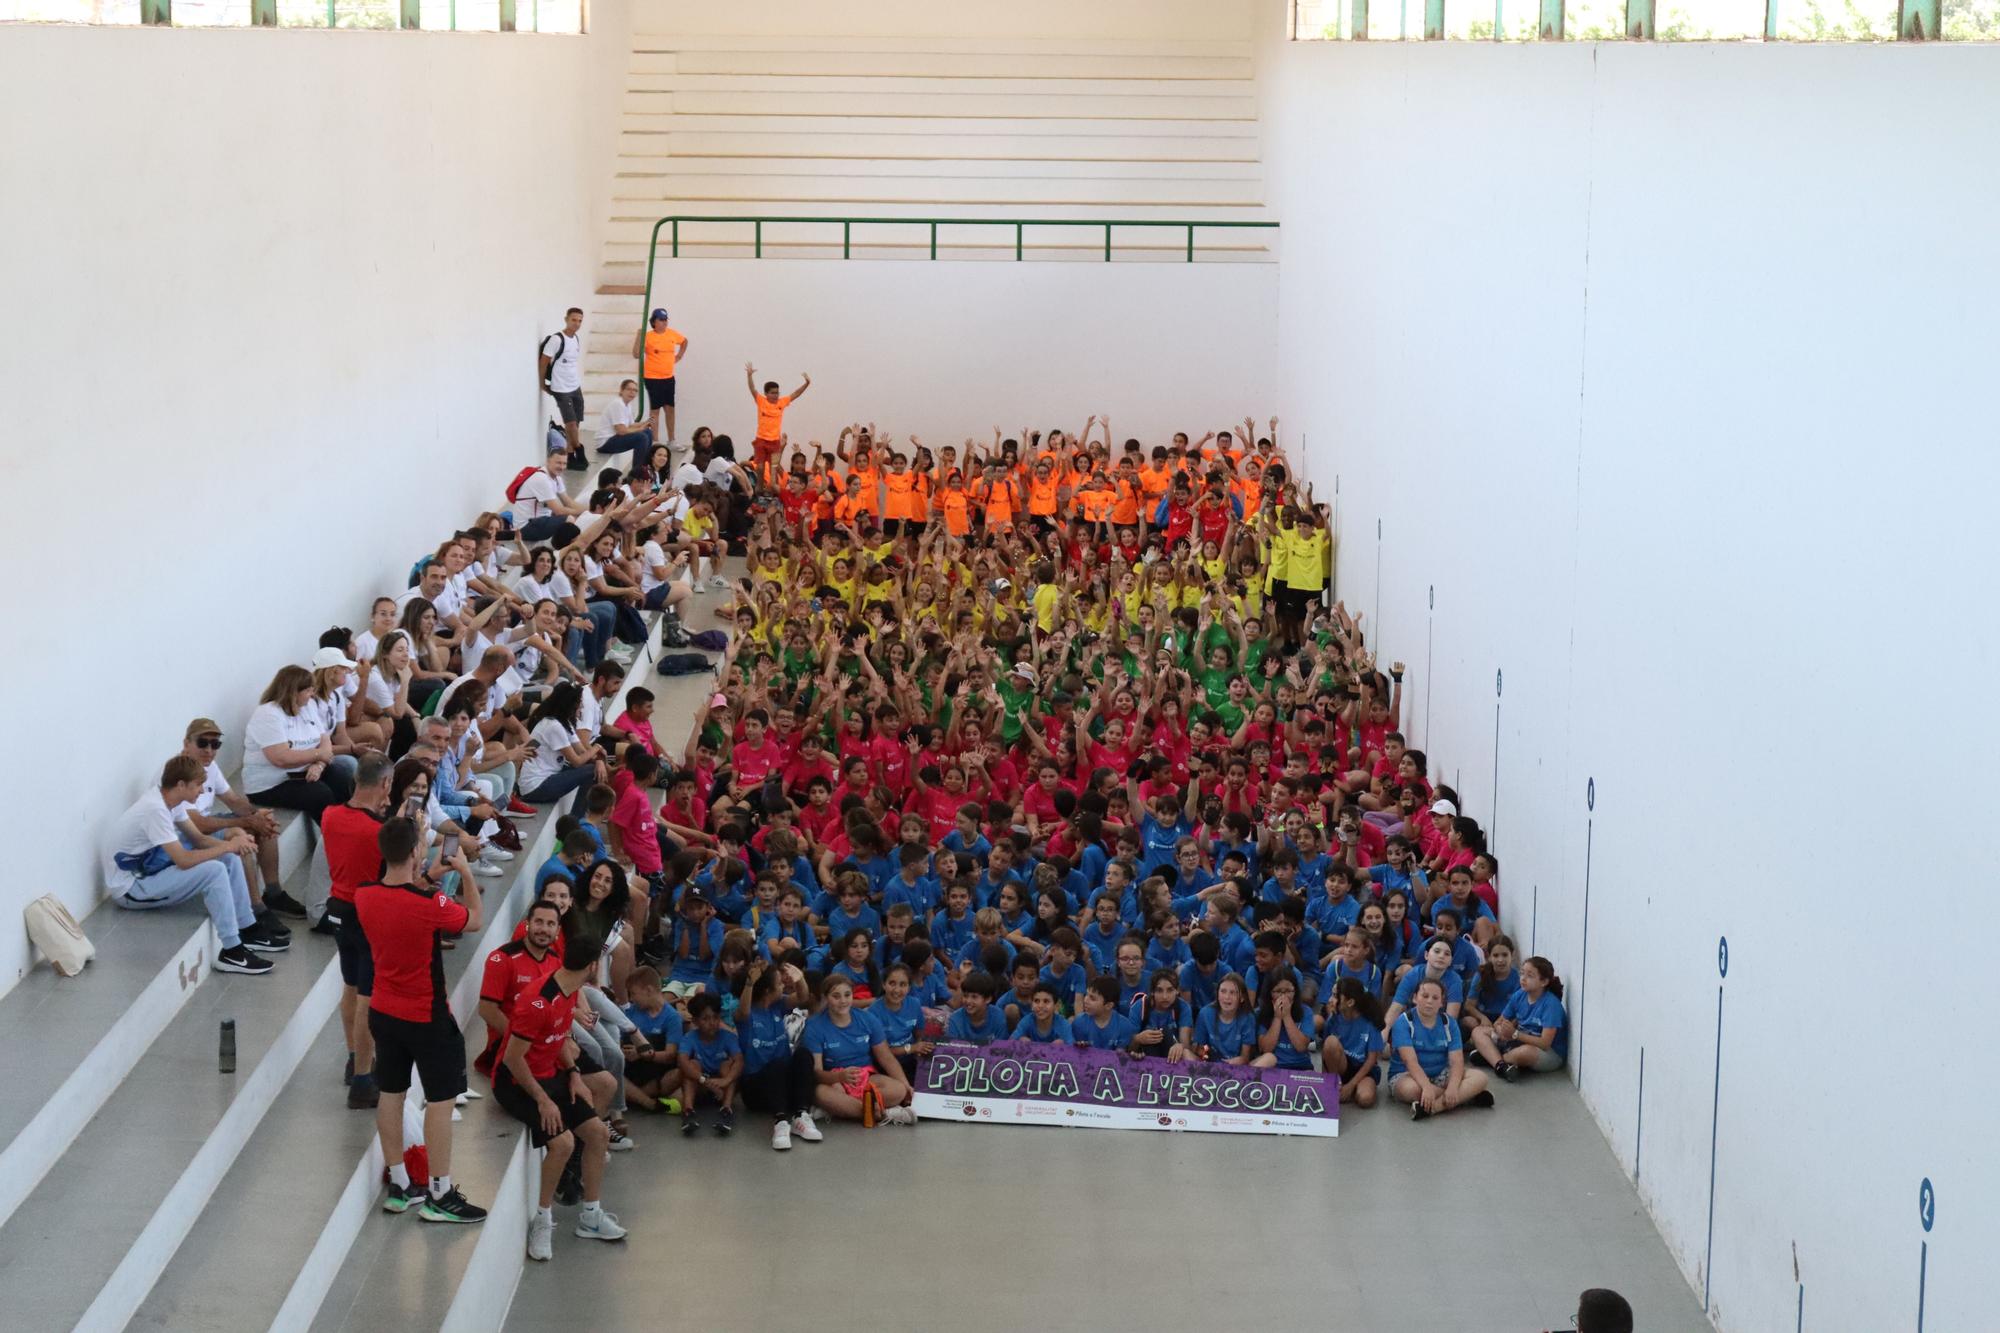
[194, 737, 223, 750]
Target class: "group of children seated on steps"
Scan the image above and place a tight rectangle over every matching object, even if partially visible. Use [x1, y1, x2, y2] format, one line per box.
[497, 412, 1572, 1149]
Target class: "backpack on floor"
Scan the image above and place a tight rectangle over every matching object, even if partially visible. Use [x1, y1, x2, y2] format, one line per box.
[690, 629, 729, 652]
[25, 894, 94, 977]
[657, 653, 711, 676]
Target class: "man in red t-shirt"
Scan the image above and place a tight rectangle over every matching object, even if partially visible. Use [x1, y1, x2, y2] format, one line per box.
[494, 934, 628, 1260]
[321, 755, 390, 1109]
[474, 899, 562, 1077]
[356, 815, 486, 1224]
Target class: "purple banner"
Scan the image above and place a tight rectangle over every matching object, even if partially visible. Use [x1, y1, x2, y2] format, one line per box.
[913, 1041, 1340, 1137]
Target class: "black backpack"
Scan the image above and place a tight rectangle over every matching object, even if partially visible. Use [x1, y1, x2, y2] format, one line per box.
[657, 653, 711, 676]
[539, 333, 570, 388]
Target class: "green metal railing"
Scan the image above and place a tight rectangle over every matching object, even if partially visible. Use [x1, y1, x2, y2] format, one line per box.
[636, 214, 1279, 387]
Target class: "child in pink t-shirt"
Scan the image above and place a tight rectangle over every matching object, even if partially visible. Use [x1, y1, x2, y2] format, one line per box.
[615, 687, 661, 757]
[612, 751, 665, 878]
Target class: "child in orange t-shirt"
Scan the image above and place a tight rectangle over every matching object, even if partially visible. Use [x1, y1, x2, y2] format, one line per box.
[745, 363, 810, 471]
[881, 455, 926, 536]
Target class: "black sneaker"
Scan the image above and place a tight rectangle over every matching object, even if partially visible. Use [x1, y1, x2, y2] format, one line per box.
[263, 888, 308, 920]
[1496, 1062, 1520, 1083]
[419, 1187, 488, 1224]
[1410, 1100, 1431, 1122]
[310, 913, 340, 937]
[681, 1113, 702, 1138]
[215, 945, 274, 975]
[566, 450, 591, 473]
[714, 1110, 735, 1138]
[382, 1181, 419, 1214]
[347, 1074, 379, 1110]
[554, 1158, 584, 1207]
[1469, 1090, 1496, 1108]
[239, 925, 290, 954]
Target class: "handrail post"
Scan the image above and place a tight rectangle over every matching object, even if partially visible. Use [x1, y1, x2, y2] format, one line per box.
[671, 218, 679, 259]
[1016, 222, 1023, 262]
[1104, 223, 1112, 263]
[641, 216, 668, 399]
[843, 221, 850, 259]
[929, 222, 937, 261]
[1186, 224, 1195, 263]
[754, 220, 762, 259]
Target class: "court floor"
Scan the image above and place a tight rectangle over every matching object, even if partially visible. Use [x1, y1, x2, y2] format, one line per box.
[500, 1069, 1711, 1332]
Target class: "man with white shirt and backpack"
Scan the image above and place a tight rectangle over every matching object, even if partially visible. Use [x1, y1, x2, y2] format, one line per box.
[539, 307, 587, 474]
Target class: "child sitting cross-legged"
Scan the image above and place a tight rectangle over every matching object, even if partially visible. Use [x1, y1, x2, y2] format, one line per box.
[677, 992, 742, 1137]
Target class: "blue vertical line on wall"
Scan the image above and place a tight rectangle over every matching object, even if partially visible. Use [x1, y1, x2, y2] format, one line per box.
[1917, 1177, 1934, 1331]
[1491, 668, 1503, 843]
[1576, 776, 1594, 1081]
[1796, 1283, 1803, 1331]
[1704, 935, 1728, 1314]
[1634, 1046, 1644, 1183]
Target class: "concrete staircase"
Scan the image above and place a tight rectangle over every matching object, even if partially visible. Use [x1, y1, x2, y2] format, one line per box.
[582, 31, 1270, 418]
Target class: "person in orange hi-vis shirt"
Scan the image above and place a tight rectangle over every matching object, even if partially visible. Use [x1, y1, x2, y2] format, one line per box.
[745, 363, 810, 476]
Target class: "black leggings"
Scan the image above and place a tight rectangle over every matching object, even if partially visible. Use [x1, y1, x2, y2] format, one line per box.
[741, 1046, 815, 1120]
[249, 768, 354, 824]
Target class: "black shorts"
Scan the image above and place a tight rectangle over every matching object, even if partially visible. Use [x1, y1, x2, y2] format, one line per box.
[327, 899, 372, 995]
[645, 377, 676, 410]
[494, 1068, 598, 1148]
[551, 389, 585, 424]
[1279, 585, 1316, 618]
[368, 1010, 468, 1100]
[575, 1045, 604, 1077]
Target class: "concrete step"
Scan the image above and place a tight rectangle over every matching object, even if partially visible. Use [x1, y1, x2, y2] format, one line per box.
[648, 48, 1253, 79]
[607, 176, 1263, 213]
[0, 861, 338, 1332]
[625, 112, 1258, 140]
[617, 156, 1262, 182]
[632, 33, 1253, 58]
[621, 129, 1258, 163]
[621, 88, 1258, 120]
[629, 72, 1255, 100]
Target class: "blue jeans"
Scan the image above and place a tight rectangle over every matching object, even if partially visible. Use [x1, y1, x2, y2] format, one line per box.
[114, 850, 256, 949]
[599, 426, 653, 462]
[522, 762, 596, 806]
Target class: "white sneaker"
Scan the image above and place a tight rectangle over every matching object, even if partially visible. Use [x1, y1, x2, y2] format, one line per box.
[790, 1114, 823, 1143]
[771, 1119, 792, 1151]
[882, 1105, 917, 1126]
[807, 1106, 828, 1123]
[708, 575, 732, 592]
[480, 846, 514, 862]
[474, 860, 503, 878]
[527, 1212, 554, 1262]
[574, 1206, 628, 1242]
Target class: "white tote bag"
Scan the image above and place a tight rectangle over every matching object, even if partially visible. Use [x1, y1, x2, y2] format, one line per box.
[24, 894, 95, 977]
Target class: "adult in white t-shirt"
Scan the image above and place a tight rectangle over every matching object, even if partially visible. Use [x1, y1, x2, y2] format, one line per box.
[514, 446, 585, 545]
[516, 682, 608, 807]
[104, 754, 275, 971]
[540, 306, 587, 464]
[596, 379, 654, 468]
[170, 717, 289, 914]
[241, 664, 356, 822]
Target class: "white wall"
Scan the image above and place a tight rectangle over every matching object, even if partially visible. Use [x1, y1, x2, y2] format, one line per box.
[644, 259, 1277, 452]
[1263, 30, 2000, 1333]
[0, 21, 621, 991]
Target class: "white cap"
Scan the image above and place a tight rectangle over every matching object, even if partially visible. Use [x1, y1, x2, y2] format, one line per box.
[1430, 798, 1458, 818]
[310, 646, 358, 672]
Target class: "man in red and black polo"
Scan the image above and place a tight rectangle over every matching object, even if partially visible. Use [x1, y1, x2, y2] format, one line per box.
[321, 754, 391, 1110]
[355, 815, 486, 1224]
[474, 897, 563, 1077]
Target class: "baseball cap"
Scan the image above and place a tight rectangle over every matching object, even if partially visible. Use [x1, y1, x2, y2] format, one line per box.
[1011, 663, 1037, 685]
[310, 646, 358, 672]
[184, 717, 223, 741]
[1430, 798, 1458, 817]
[650, 307, 669, 323]
[682, 885, 711, 907]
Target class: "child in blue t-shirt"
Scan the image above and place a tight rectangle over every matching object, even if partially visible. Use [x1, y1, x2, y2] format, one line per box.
[1143, 912, 1194, 975]
[1079, 892, 1127, 974]
[1324, 977, 1386, 1107]
[1011, 983, 1075, 1044]
[1131, 779, 1198, 880]
[1129, 969, 1193, 1060]
[1071, 975, 1138, 1051]
[945, 974, 1010, 1045]
[876, 963, 933, 1080]
[1464, 935, 1521, 1029]
[997, 956, 1042, 1032]
[621, 966, 685, 1112]
[677, 992, 743, 1136]
[1469, 955, 1568, 1081]
[737, 961, 819, 1145]
[1251, 967, 1316, 1070]
[1039, 929, 1089, 1015]
[1390, 977, 1492, 1119]
[1178, 931, 1223, 1013]
[1192, 973, 1257, 1064]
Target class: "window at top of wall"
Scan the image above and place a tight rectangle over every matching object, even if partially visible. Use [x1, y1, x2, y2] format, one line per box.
[1563, 0, 1631, 36]
[1366, 0, 1418, 38]
[1290, 0, 1347, 37]
[1444, 0, 1543, 38]
[0, 0, 141, 20]
[172, 0, 248, 23]
[517, 0, 581, 31]
[1777, 0, 1896, 37]
[1654, 0, 1769, 36]
[1943, 0, 2000, 37]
